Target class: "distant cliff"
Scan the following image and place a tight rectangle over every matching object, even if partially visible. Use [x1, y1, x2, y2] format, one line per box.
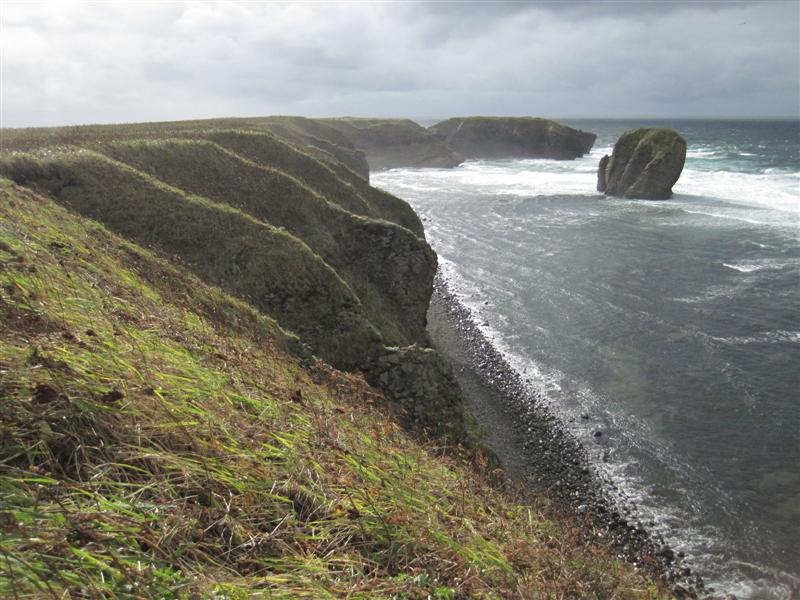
[431, 116, 596, 160]
[304, 116, 596, 171]
[318, 118, 463, 170]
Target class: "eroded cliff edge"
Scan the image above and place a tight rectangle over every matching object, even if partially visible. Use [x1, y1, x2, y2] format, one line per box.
[0, 119, 469, 439]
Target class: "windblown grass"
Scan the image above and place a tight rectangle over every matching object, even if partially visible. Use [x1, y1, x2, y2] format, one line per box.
[0, 181, 671, 598]
[254, 116, 371, 181]
[195, 130, 423, 236]
[0, 115, 370, 187]
[0, 118, 423, 235]
[0, 150, 383, 370]
[93, 138, 434, 346]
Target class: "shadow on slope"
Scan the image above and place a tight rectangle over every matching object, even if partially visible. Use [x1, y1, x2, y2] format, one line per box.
[0, 150, 382, 370]
[95, 138, 435, 346]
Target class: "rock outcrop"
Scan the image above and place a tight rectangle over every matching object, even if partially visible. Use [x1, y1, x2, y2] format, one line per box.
[430, 117, 596, 160]
[597, 128, 687, 200]
[369, 346, 466, 439]
[318, 118, 463, 170]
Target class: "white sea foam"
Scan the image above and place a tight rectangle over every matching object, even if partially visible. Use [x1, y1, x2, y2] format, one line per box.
[683, 210, 771, 226]
[710, 330, 800, 345]
[376, 151, 800, 230]
[686, 148, 722, 159]
[674, 169, 800, 217]
[434, 262, 761, 597]
[722, 263, 763, 273]
[438, 260, 800, 598]
[722, 260, 798, 273]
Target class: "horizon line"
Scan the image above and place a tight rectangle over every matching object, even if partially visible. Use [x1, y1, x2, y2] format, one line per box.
[2, 114, 799, 130]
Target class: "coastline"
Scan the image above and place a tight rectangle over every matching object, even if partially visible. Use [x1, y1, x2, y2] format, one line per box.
[427, 272, 707, 599]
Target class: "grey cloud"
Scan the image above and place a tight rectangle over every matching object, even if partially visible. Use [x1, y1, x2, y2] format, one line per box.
[1, 0, 797, 127]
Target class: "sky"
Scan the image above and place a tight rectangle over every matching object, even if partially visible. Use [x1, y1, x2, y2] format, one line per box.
[1, 1, 798, 128]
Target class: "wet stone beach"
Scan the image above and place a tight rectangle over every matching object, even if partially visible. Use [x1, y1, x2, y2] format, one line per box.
[427, 273, 711, 599]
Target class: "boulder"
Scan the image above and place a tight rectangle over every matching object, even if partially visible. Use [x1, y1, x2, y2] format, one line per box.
[430, 116, 596, 160]
[598, 128, 686, 200]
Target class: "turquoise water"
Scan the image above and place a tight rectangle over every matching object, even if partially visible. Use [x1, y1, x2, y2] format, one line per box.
[374, 119, 800, 599]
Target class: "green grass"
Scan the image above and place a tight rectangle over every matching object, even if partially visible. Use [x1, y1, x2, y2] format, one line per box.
[0, 118, 671, 598]
[0, 118, 425, 232]
[254, 115, 371, 180]
[0, 116, 423, 227]
[0, 179, 672, 598]
[0, 149, 383, 370]
[92, 138, 435, 346]
[429, 117, 596, 160]
[195, 129, 424, 236]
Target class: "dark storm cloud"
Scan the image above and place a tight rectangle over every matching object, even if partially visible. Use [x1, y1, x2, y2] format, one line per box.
[1, 1, 797, 127]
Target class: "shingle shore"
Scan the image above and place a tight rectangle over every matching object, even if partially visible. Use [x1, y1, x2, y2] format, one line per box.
[427, 272, 709, 599]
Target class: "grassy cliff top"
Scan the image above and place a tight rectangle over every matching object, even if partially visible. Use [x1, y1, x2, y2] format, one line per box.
[0, 116, 371, 181]
[0, 180, 670, 598]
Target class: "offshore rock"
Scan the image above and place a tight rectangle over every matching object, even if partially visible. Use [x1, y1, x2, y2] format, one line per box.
[598, 128, 687, 200]
[430, 116, 596, 160]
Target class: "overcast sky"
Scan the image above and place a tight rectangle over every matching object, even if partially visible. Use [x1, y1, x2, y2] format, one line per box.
[2, 1, 798, 127]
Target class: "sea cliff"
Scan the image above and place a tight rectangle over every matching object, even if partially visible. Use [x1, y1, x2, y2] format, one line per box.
[0, 117, 675, 598]
[306, 116, 597, 170]
[431, 117, 596, 160]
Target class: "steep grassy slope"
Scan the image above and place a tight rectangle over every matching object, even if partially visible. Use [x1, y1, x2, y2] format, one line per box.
[0, 121, 421, 235]
[256, 116, 371, 179]
[0, 150, 383, 370]
[94, 138, 435, 346]
[0, 180, 671, 598]
[193, 130, 424, 237]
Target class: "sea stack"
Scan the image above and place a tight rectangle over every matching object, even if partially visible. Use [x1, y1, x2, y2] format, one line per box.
[597, 128, 686, 200]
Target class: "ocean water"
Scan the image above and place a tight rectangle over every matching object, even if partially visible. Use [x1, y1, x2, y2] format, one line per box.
[373, 119, 800, 599]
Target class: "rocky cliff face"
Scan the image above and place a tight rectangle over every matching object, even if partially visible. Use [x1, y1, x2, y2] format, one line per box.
[597, 128, 687, 200]
[430, 117, 596, 160]
[368, 346, 467, 438]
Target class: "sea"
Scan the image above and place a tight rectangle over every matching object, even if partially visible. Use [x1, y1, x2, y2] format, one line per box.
[372, 119, 800, 600]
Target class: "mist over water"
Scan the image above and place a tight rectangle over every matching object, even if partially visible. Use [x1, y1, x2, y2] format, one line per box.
[374, 119, 800, 599]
